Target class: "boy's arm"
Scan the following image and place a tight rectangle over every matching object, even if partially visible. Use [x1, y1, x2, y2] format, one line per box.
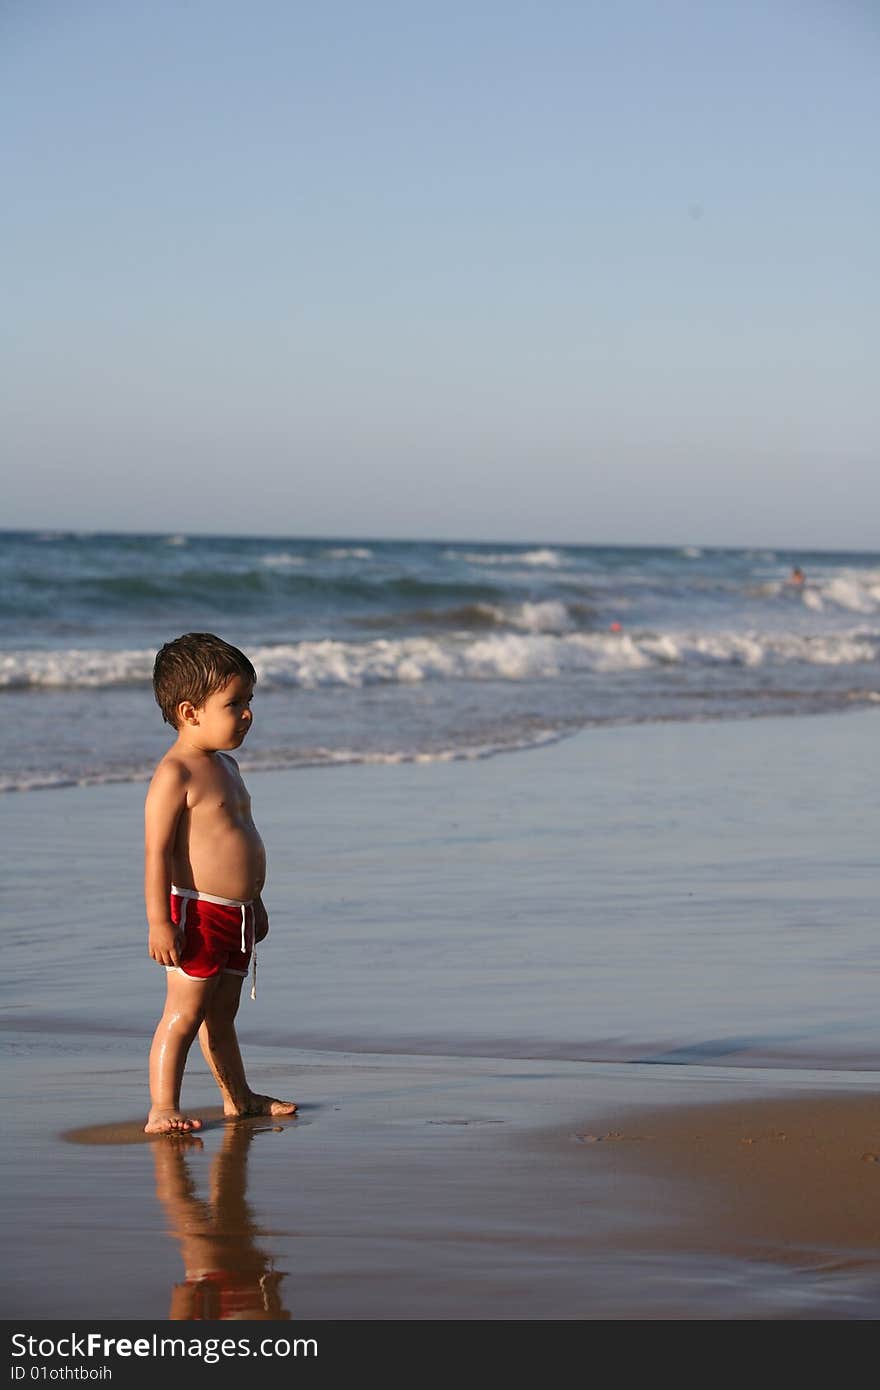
[144, 761, 189, 967]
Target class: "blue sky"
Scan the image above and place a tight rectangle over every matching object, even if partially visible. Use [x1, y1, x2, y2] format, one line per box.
[2, 0, 877, 546]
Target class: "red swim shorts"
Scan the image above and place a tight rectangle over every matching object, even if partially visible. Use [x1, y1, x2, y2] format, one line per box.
[169, 886, 254, 980]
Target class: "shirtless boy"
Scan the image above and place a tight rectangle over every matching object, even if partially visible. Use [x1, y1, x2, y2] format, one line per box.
[144, 632, 296, 1134]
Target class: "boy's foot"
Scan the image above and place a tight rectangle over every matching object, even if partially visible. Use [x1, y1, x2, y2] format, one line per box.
[144, 1107, 203, 1134]
[224, 1092, 297, 1119]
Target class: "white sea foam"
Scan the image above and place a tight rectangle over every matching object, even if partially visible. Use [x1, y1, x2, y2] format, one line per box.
[517, 548, 563, 567]
[253, 638, 460, 687]
[566, 633, 655, 672]
[3, 627, 879, 693]
[799, 570, 880, 615]
[0, 729, 569, 792]
[446, 547, 564, 568]
[819, 574, 880, 612]
[261, 551, 307, 568]
[0, 767, 153, 793]
[604, 629, 880, 670]
[0, 648, 154, 688]
[322, 546, 373, 560]
[264, 727, 566, 770]
[252, 628, 880, 684]
[431, 600, 578, 633]
[509, 600, 573, 633]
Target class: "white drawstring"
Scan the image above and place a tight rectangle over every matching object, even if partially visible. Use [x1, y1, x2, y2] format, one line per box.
[243, 903, 257, 1001]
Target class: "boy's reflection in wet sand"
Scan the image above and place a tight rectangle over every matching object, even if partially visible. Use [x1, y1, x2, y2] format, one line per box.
[150, 1121, 291, 1320]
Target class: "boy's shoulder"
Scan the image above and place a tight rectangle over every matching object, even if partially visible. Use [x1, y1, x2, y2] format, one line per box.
[148, 749, 195, 792]
[148, 748, 242, 790]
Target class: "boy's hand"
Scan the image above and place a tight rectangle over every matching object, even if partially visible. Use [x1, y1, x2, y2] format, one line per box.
[254, 900, 269, 944]
[148, 921, 184, 967]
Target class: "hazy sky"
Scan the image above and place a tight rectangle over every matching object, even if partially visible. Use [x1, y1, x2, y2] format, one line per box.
[2, 0, 877, 547]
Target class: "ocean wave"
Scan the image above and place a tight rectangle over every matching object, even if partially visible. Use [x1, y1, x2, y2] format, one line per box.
[444, 547, 564, 568]
[260, 545, 375, 566]
[0, 648, 155, 689]
[243, 727, 567, 770]
[356, 598, 590, 635]
[0, 728, 569, 793]
[800, 571, 880, 614]
[8, 566, 509, 610]
[356, 602, 506, 632]
[5, 627, 878, 693]
[746, 569, 880, 615]
[261, 551, 307, 568]
[584, 629, 880, 671]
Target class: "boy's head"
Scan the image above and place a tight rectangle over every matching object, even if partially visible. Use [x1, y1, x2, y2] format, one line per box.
[153, 632, 257, 729]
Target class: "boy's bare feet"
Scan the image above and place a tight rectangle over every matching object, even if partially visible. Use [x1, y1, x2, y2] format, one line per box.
[145, 1107, 203, 1134]
[224, 1092, 297, 1119]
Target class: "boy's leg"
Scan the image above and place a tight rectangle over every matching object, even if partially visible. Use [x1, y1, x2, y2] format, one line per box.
[146, 971, 220, 1133]
[198, 972, 297, 1118]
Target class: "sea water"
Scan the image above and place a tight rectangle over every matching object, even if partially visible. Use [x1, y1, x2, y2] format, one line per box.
[2, 707, 878, 1072]
[3, 529, 880, 791]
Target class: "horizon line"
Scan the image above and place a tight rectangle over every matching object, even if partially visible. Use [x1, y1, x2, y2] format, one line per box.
[0, 525, 873, 557]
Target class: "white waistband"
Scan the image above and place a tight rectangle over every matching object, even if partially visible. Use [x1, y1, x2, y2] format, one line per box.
[171, 884, 254, 908]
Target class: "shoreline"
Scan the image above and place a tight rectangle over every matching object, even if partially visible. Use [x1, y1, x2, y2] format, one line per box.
[4, 699, 878, 798]
[4, 1011, 880, 1077]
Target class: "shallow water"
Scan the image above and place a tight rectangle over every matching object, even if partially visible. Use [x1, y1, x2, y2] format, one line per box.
[3, 710, 878, 1071]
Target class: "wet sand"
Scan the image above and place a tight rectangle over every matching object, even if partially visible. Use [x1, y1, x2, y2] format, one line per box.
[577, 1091, 880, 1262]
[3, 712, 880, 1319]
[536, 1086, 880, 1318]
[3, 1038, 879, 1319]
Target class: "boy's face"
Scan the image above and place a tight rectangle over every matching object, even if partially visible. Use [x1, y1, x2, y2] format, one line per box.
[184, 674, 254, 750]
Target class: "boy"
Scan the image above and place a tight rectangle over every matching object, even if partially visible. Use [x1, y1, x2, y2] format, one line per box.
[144, 632, 296, 1134]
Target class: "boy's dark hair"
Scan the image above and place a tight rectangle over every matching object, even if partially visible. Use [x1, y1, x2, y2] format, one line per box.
[153, 632, 257, 728]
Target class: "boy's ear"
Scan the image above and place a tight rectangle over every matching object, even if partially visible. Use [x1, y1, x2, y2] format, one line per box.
[177, 700, 199, 726]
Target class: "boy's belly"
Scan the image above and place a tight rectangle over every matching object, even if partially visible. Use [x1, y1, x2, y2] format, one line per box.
[177, 824, 267, 902]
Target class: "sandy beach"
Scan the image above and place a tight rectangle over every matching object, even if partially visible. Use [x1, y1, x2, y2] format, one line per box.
[3, 710, 880, 1320]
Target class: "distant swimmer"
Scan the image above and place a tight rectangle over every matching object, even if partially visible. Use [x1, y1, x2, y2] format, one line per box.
[609, 620, 623, 633]
[789, 566, 805, 587]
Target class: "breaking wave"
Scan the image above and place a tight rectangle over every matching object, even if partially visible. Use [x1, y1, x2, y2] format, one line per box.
[4, 627, 880, 692]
